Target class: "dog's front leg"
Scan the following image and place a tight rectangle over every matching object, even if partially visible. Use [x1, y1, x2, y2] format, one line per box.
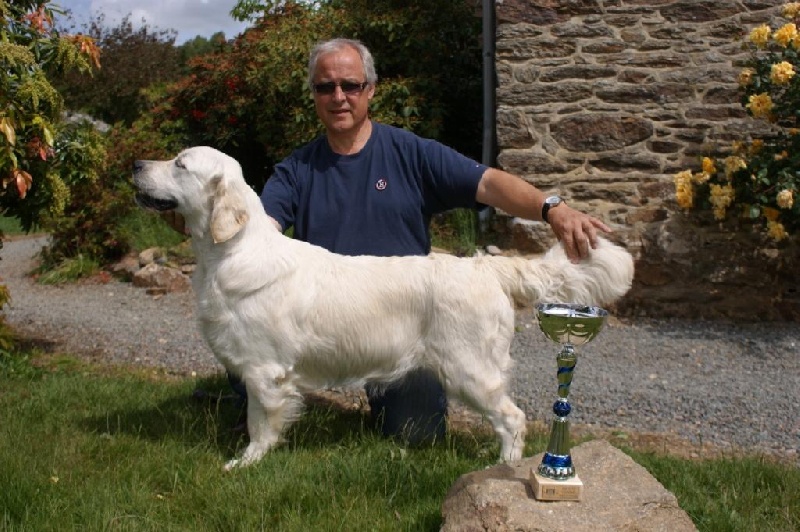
[223, 366, 302, 471]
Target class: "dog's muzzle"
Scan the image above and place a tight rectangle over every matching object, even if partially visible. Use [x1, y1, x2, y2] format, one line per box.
[133, 160, 179, 211]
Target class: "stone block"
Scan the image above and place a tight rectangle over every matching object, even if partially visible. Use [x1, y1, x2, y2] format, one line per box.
[132, 263, 191, 293]
[441, 439, 697, 532]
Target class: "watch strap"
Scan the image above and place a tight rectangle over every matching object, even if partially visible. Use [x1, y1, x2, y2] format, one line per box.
[541, 196, 562, 224]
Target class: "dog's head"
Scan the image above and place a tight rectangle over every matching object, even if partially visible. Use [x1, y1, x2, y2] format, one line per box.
[133, 146, 249, 243]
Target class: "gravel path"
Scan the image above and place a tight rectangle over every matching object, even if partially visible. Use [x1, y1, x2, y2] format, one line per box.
[2, 235, 798, 464]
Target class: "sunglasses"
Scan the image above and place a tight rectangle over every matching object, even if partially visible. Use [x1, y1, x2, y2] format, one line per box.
[312, 81, 369, 95]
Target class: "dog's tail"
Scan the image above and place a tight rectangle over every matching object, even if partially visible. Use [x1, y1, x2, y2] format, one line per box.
[483, 238, 635, 308]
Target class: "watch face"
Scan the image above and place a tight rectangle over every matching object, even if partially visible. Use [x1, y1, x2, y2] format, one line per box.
[546, 195, 562, 206]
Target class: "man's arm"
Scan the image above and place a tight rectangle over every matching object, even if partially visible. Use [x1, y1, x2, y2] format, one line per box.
[475, 167, 611, 263]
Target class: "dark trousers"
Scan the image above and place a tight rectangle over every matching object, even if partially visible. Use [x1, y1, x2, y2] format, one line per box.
[228, 367, 448, 445]
[366, 368, 448, 445]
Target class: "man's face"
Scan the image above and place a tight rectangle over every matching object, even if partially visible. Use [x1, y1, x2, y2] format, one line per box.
[311, 47, 374, 135]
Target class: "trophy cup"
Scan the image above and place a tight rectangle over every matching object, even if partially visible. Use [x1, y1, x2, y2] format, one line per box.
[530, 303, 608, 502]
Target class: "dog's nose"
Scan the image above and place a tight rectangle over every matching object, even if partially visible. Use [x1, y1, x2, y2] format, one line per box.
[132, 160, 145, 174]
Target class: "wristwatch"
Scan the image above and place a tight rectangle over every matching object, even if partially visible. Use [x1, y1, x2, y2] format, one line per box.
[541, 195, 564, 224]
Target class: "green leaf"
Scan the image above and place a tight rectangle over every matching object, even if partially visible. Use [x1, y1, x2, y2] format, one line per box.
[42, 124, 55, 146]
[0, 118, 15, 146]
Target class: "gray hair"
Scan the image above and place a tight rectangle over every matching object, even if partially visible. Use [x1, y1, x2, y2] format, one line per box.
[307, 38, 378, 90]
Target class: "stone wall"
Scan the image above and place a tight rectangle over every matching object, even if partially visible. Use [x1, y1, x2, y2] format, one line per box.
[492, 0, 799, 321]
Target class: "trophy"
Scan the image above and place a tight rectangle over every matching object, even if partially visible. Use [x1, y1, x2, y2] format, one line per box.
[530, 303, 608, 502]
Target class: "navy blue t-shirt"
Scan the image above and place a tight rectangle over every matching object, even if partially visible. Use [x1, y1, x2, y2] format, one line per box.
[261, 122, 487, 257]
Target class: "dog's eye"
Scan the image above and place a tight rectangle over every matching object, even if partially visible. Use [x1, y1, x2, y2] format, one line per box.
[175, 159, 186, 169]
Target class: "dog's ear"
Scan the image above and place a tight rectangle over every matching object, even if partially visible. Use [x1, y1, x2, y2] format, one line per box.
[210, 177, 249, 243]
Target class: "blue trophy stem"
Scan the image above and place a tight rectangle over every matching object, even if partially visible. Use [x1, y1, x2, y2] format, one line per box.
[537, 344, 577, 480]
[556, 345, 576, 399]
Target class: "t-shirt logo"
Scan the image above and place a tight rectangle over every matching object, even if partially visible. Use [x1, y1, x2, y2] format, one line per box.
[375, 178, 388, 191]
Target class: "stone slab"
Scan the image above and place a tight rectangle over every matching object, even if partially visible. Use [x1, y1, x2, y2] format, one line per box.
[441, 439, 697, 532]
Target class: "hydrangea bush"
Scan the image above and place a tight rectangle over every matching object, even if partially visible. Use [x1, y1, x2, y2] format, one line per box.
[675, 3, 800, 242]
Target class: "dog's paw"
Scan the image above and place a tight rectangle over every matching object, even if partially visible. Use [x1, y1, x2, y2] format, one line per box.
[223, 441, 273, 471]
[223, 458, 243, 471]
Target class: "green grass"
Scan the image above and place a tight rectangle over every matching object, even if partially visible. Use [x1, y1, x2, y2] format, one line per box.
[0, 347, 797, 531]
[0, 350, 503, 531]
[430, 209, 477, 256]
[35, 254, 100, 284]
[626, 450, 800, 531]
[116, 209, 187, 253]
[0, 216, 25, 236]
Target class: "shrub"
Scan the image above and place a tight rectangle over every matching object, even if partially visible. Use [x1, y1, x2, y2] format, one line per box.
[0, 1, 101, 231]
[674, 3, 800, 242]
[39, 109, 186, 271]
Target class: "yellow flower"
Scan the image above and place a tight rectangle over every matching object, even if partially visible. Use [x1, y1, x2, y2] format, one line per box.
[702, 157, 716, 175]
[747, 92, 773, 119]
[750, 24, 772, 48]
[784, 2, 800, 18]
[767, 220, 788, 241]
[738, 68, 755, 86]
[771, 61, 796, 84]
[774, 150, 789, 161]
[674, 170, 694, 209]
[749, 139, 764, 155]
[777, 189, 794, 209]
[691, 157, 716, 184]
[763, 206, 781, 221]
[774, 23, 798, 47]
[709, 184, 735, 220]
[724, 155, 747, 178]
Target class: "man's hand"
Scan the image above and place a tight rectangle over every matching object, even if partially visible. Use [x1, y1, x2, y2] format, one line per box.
[547, 204, 611, 263]
[474, 167, 612, 262]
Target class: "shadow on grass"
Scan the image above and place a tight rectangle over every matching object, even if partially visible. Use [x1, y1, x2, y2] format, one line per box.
[77, 375, 416, 461]
[77, 373, 498, 466]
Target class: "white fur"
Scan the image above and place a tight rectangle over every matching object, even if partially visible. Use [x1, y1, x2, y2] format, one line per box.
[133, 146, 635, 470]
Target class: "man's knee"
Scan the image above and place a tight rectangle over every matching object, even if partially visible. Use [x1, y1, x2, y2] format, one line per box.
[366, 368, 447, 445]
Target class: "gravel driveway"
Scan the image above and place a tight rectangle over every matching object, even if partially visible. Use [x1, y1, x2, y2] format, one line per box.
[2, 235, 798, 464]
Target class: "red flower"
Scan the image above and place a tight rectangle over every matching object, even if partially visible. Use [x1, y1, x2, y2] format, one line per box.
[22, 6, 52, 34]
[225, 77, 240, 91]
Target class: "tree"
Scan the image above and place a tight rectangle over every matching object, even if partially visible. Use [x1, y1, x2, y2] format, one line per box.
[158, 0, 482, 190]
[52, 13, 181, 125]
[0, 0, 104, 231]
[232, 0, 483, 158]
[178, 32, 229, 70]
[329, 0, 484, 160]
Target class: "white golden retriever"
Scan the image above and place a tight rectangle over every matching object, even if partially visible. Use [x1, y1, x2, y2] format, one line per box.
[133, 146, 634, 470]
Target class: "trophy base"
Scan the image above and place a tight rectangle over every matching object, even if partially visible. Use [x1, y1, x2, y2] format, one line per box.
[530, 470, 583, 501]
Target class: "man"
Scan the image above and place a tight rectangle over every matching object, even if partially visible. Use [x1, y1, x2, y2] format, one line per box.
[258, 38, 611, 444]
